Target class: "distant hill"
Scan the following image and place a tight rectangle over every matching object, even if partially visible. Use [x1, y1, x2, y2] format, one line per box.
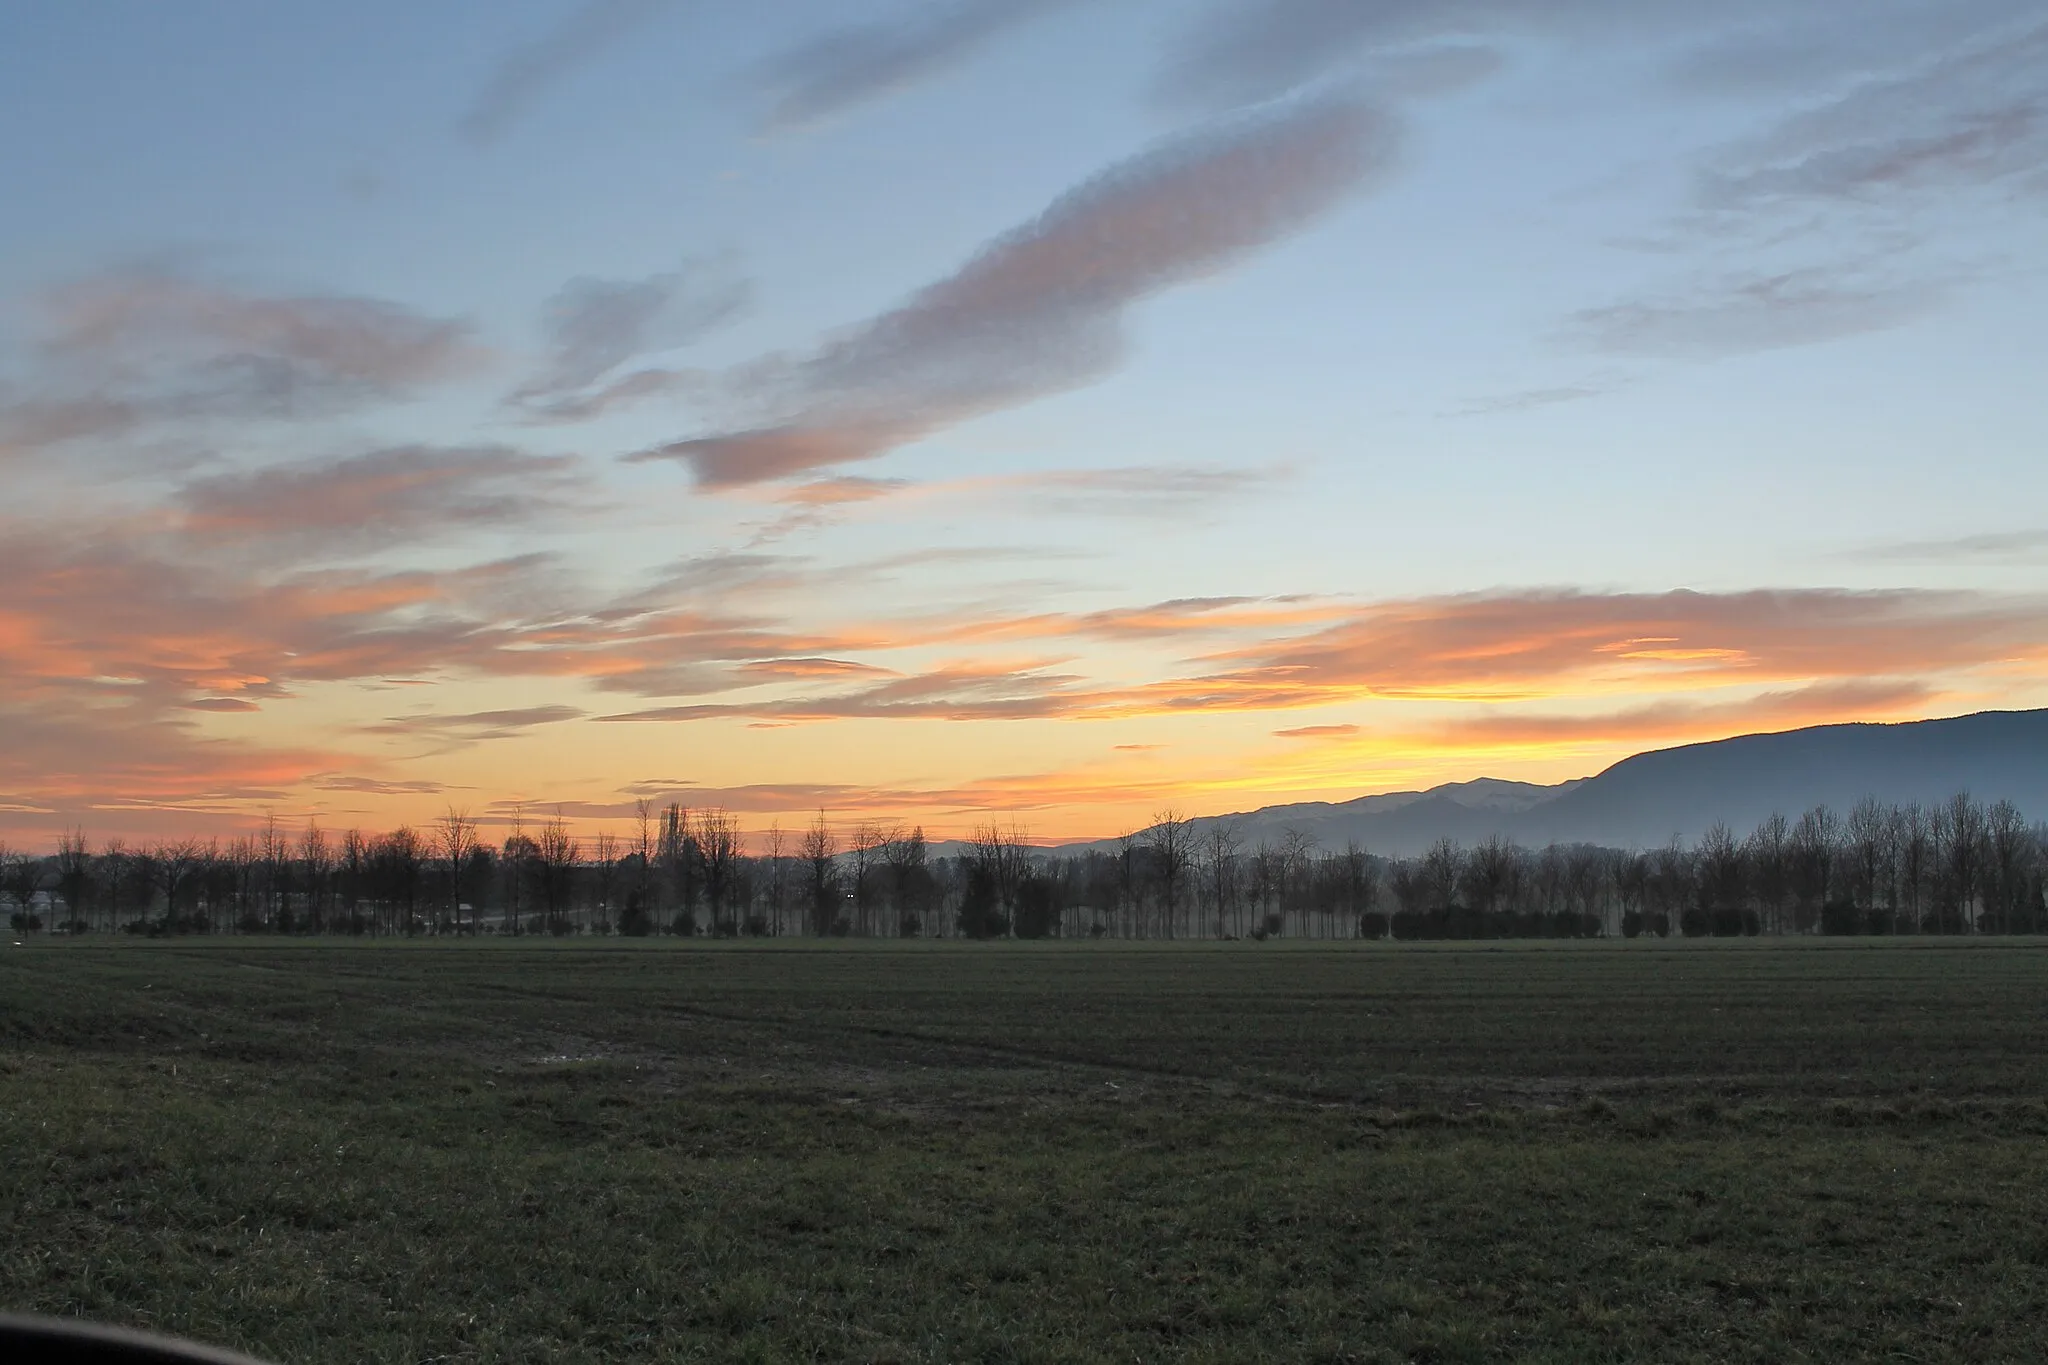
[1048, 709, 2048, 859]
[1513, 708, 2048, 850]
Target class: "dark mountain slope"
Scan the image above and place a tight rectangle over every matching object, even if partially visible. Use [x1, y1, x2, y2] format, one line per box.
[1049, 708, 2048, 858]
[1518, 708, 2048, 849]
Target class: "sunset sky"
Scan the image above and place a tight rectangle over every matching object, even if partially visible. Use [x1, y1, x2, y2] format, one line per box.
[4, 0, 2046, 845]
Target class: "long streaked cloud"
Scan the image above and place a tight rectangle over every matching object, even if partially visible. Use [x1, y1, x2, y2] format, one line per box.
[590, 587, 2048, 725]
[369, 705, 588, 746]
[1412, 679, 1940, 750]
[173, 445, 583, 552]
[755, 0, 1075, 133]
[630, 94, 1398, 486]
[1, 267, 480, 458]
[1193, 588, 2046, 701]
[460, 0, 676, 145]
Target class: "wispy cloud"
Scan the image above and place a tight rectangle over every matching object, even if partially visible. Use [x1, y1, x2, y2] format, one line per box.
[630, 94, 1398, 485]
[1447, 383, 1614, 417]
[1856, 528, 2048, 562]
[510, 261, 746, 418]
[755, 0, 1075, 133]
[1586, 10, 2046, 361]
[460, 0, 676, 145]
[1695, 16, 2048, 215]
[738, 464, 1272, 545]
[311, 775, 451, 797]
[1572, 265, 1946, 359]
[1152, 0, 1750, 113]
[941, 465, 1276, 516]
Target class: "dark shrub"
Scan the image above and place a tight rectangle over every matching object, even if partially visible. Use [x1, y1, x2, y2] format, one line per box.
[1621, 910, 1643, 939]
[1680, 909, 1710, 938]
[616, 894, 652, 937]
[1358, 911, 1389, 940]
[1013, 874, 1061, 940]
[1820, 899, 1862, 936]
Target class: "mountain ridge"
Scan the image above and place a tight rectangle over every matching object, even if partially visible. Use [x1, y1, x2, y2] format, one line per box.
[1033, 708, 2048, 858]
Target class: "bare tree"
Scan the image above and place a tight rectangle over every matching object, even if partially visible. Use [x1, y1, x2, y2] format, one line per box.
[1745, 813, 1790, 935]
[1147, 809, 1194, 939]
[1984, 798, 2030, 935]
[1201, 820, 1242, 938]
[1114, 831, 1141, 938]
[1696, 822, 1745, 920]
[1340, 840, 1379, 936]
[55, 829, 92, 932]
[1789, 806, 1841, 931]
[882, 825, 932, 936]
[260, 813, 291, 928]
[437, 807, 481, 934]
[802, 811, 838, 936]
[535, 810, 582, 935]
[1420, 837, 1462, 913]
[1462, 834, 1522, 920]
[970, 821, 1030, 937]
[849, 821, 889, 936]
[382, 826, 426, 933]
[1934, 792, 1984, 933]
[1278, 827, 1317, 937]
[1895, 802, 1930, 932]
[341, 828, 369, 933]
[763, 821, 788, 936]
[149, 838, 207, 929]
[695, 808, 741, 934]
[1845, 798, 1890, 925]
[300, 822, 334, 934]
[592, 830, 620, 934]
[661, 804, 700, 933]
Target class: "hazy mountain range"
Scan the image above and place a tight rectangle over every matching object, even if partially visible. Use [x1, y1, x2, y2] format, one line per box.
[1018, 709, 2048, 859]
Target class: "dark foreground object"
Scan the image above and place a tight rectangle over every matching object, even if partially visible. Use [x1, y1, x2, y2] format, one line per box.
[0, 1316, 272, 1365]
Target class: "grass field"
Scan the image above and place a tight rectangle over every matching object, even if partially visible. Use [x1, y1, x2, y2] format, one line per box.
[4, 939, 2048, 1362]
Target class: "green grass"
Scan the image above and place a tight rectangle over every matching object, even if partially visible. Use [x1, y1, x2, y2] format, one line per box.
[4, 938, 2048, 1362]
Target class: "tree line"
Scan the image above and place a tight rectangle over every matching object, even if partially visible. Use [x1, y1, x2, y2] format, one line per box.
[4, 793, 2044, 942]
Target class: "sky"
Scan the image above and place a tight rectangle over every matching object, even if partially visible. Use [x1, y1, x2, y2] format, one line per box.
[3, 0, 2046, 846]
